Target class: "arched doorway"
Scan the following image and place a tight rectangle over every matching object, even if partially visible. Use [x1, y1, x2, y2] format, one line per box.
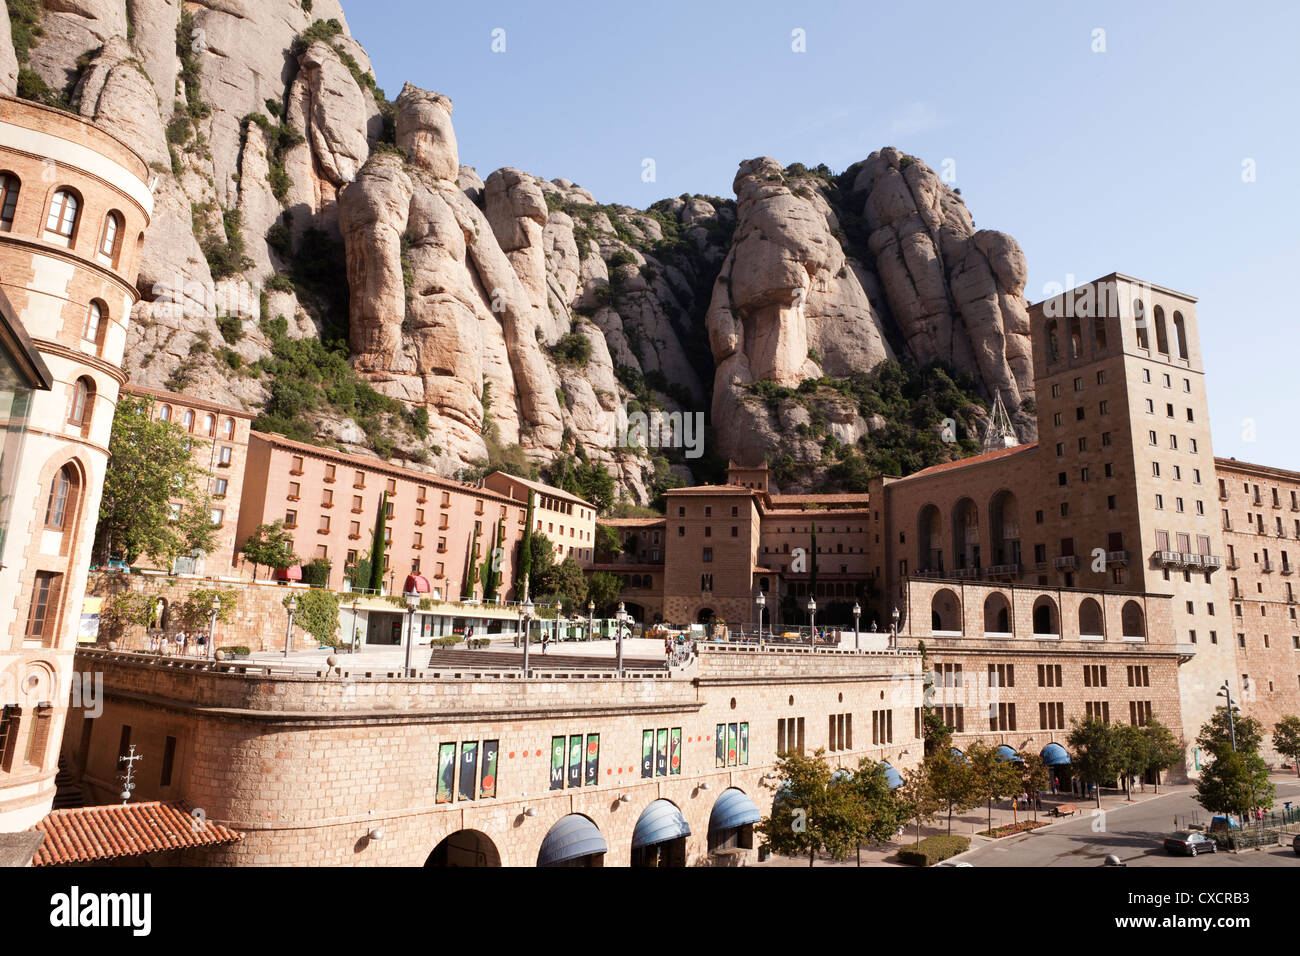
[917, 504, 942, 573]
[707, 788, 760, 859]
[952, 498, 980, 571]
[988, 490, 1021, 567]
[630, 799, 691, 867]
[426, 829, 501, 867]
[696, 607, 715, 625]
[537, 814, 606, 867]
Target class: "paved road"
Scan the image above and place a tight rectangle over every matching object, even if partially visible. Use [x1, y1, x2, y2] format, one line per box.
[960, 778, 1300, 867]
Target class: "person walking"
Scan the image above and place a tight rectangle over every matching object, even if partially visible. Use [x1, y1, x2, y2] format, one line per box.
[541, 631, 549, 655]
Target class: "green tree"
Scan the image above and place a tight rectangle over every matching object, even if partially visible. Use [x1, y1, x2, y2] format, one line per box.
[1016, 751, 1051, 822]
[462, 532, 480, 601]
[174, 586, 238, 632]
[95, 395, 216, 567]
[925, 749, 980, 834]
[285, 588, 340, 647]
[586, 571, 623, 613]
[524, 532, 557, 596]
[1273, 715, 1300, 776]
[480, 520, 505, 601]
[844, 758, 914, 855]
[1115, 723, 1152, 800]
[757, 749, 866, 866]
[239, 520, 299, 581]
[899, 762, 943, 845]
[538, 556, 588, 609]
[1142, 718, 1184, 793]
[1195, 746, 1275, 819]
[594, 524, 622, 560]
[1066, 718, 1125, 808]
[515, 491, 535, 599]
[1197, 706, 1264, 754]
[368, 492, 388, 593]
[346, 551, 372, 591]
[98, 592, 157, 643]
[966, 741, 1023, 831]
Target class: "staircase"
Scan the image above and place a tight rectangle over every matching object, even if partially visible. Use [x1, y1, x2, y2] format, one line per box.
[426, 648, 665, 672]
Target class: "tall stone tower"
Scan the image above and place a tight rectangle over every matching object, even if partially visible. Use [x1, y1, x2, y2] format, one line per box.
[0, 96, 153, 829]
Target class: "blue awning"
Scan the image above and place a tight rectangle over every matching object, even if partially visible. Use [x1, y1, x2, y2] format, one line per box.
[708, 788, 762, 832]
[830, 768, 852, 782]
[537, 814, 607, 866]
[950, 747, 965, 762]
[995, 745, 1023, 763]
[1041, 742, 1071, 766]
[632, 799, 691, 848]
[880, 761, 904, 789]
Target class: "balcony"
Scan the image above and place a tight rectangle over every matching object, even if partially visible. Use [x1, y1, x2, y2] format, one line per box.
[1226, 558, 1240, 570]
[354, 481, 366, 490]
[351, 507, 363, 515]
[415, 519, 426, 527]
[348, 534, 361, 540]
[1052, 555, 1079, 571]
[286, 495, 300, 502]
[324, 474, 335, 484]
[1262, 560, 1274, 573]
[1282, 563, 1294, 575]
[1153, 550, 1184, 568]
[1200, 555, 1223, 573]
[290, 468, 304, 477]
[951, 567, 981, 580]
[216, 460, 231, 469]
[984, 563, 1021, 579]
[437, 546, 447, 554]
[321, 501, 334, 509]
[1252, 495, 1263, 507]
[413, 544, 424, 551]
[417, 495, 427, 504]
[1106, 550, 1129, 566]
[317, 528, 330, 536]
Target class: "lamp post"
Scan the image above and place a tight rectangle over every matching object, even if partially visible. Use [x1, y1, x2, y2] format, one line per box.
[521, 599, 534, 676]
[1217, 681, 1238, 752]
[207, 595, 220, 660]
[806, 596, 817, 649]
[755, 592, 766, 649]
[890, 605, 900, 651]
[555, 602, 563, 644]
[283, 593, 298, 659]
[617, 601, 625, 678]
[403, 589, 420, 677]
[350, 597, 361, 654]
[852, 601, 861, 651]
[588, 600, 595, 643]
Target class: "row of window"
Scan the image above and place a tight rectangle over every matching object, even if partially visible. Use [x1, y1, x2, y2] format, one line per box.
[436, 739, 500, 803]
[0, 174, 126, 266]
[157, 404, 238, 439]
[0, 704, 53, 774]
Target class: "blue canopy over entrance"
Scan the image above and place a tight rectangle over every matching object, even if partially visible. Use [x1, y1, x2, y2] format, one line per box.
[632, 799, 691, 848]
[1041, 742, 1071, 766]
[708, 788, 761, 832]
[537, 814, 607, 866]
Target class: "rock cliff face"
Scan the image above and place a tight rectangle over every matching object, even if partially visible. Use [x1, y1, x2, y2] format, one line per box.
[6, 1, 1035, 502]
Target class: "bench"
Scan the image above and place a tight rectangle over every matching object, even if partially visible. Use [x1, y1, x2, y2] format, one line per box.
[1048, 803, 1079, 818]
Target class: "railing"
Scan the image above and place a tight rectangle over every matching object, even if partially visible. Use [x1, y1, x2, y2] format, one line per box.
[984, 563, 1021, 578]
[1106, 550, 1129, 565]
[1051, 555, 1078, 570]
[1153, 550, 1184, 568]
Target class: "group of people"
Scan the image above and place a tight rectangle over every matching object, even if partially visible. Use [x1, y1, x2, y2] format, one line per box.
[146, 631, 207, 656]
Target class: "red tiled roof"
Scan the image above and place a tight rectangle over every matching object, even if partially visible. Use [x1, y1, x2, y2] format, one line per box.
[31, 801, 242, 866]
[598, 517, 666, 528]
[901, 443, 1038, 481]
[767, 493, 871, 506]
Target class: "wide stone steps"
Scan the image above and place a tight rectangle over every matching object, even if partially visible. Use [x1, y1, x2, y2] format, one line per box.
[426, 648, 665, 671]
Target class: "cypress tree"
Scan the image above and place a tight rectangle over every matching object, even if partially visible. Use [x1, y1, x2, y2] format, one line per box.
[516, 490, 535, 600]
[368, 491, 388, 593]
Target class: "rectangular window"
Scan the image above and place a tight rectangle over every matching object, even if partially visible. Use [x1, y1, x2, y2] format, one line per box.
[160, 735, 177, 787]
[0, 706, 19, 772]
[23, 704, 52, 767]
[24, 572, 63, 644]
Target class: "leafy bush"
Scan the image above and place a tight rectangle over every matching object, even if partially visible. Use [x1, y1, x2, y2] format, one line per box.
[286, 588, 340, 646]
[217, 646, 251, 657]
[216, 313, 244, 344]
[897, 835, 970, 867]
[431, 635, 462, 647]
[550, 332, 593, 367]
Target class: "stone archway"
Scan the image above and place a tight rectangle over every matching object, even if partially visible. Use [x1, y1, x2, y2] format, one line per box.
[425, 829, 501, 867]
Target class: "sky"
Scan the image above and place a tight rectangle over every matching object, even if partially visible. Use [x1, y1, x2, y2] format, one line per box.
[346, 0, 1300, 470]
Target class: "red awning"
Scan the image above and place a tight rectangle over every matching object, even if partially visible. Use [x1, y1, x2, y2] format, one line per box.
[275, 565, 303, 581]
[404, 573, 431, 594]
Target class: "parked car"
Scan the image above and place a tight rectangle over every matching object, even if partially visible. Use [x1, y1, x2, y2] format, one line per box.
[1164, 831, 1217, 856]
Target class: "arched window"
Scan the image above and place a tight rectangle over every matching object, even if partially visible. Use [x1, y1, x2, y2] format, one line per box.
[984, 592, 1010, 634]
[931, 588, 962, 633]
[1078, 598, 1104, 638]
[45, 189, 80, 246]
[1046, 320, 1060, 363]
[44, 465, 76, 530]
[1122, 601, 1146, 638]
[159, 404, 172, 422]
[67, 377, 95, 430]
[1032, 596, 1058, 636]
[1068, 317, 1083, 359]
[0, 172, 20, 231]
[222, 417, 234, 438]
[1173, 311, 1189, 360]
[182, 410, 195, 432]
[83, 300, 105, 347]
[204, 413, 215, 436]
[1153, 306, 1169, 354]
[98, 211, 122, 266]
[1133, 299, 1149, 349]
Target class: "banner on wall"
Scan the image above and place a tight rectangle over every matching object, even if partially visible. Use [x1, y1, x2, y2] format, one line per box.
[78, 597, 102, 643]
[550, 736, 566, 790]
[568, 734, 583, 788]
[739, 723, 749, 765]
[459, 741, 478, 802]
[715, 724, 725, 768]
[727, 723, 738, 766]
[656, 728, 668, 777]
[480, 740, 499, 798]
[642, 730, 654, 778]
[436, 743, 456, 803]
[585, 734, 600, 786]
[669, 728, 682, 775]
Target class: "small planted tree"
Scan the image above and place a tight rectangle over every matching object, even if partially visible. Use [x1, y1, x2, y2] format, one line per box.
[757, 749, 865, 867]
[1142, 718, 1184, 792]
[1115, 723, 1152, 800]
[1195, 746, 1275, 820]
[285, 588, 340, 647]
[1067, 717, 1124, 808]
[925, 748, 979, 834]
[175, 587, 238, 632]
[899, 762, 943, 845]
[1016, 751, 1051, 822]
[845, 758, 914, 856]
[1271, 715, 1300, 776]
[966, 740, 1023, 831]
[368, 492, 388, 593]
[239, 520, 299, 581]
[1197, 707, 1264, 755]
[98, 592, 156, 644]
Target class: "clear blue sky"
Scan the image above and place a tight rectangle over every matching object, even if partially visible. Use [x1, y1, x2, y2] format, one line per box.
[347, 0, 1300, 470]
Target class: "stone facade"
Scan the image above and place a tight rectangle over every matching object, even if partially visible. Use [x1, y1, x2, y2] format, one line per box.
[63, 644, 924, 866]
[0, 95, 152, 830]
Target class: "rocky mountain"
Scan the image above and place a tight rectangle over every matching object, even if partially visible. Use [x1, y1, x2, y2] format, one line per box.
[3, 0, 1035, 504]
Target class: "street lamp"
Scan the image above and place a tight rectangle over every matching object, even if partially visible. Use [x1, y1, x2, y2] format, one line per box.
[588, 600, 595, 643]
[755, 592, 766, 649]
[617, 601, 626, 677]
[283, 593, 298, 659]
[521, 599, 534, 676]
[207, 595, 220, 660]
[1216, 681, 1238, 752]
[555, 602, 563, 644]
[806, 596, 817, 648]
[350, 597, 361, 654]
[852, 601, 861, 651]
[890, 605, 900, 651]
[403, 589, 420, 676]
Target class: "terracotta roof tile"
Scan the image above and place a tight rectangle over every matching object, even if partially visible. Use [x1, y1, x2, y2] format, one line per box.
[31, 801, 242, 866]
[900, 443, 1038, 481]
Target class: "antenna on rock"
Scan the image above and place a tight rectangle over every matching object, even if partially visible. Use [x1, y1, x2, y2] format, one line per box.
[981, 394, 1019, 453]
